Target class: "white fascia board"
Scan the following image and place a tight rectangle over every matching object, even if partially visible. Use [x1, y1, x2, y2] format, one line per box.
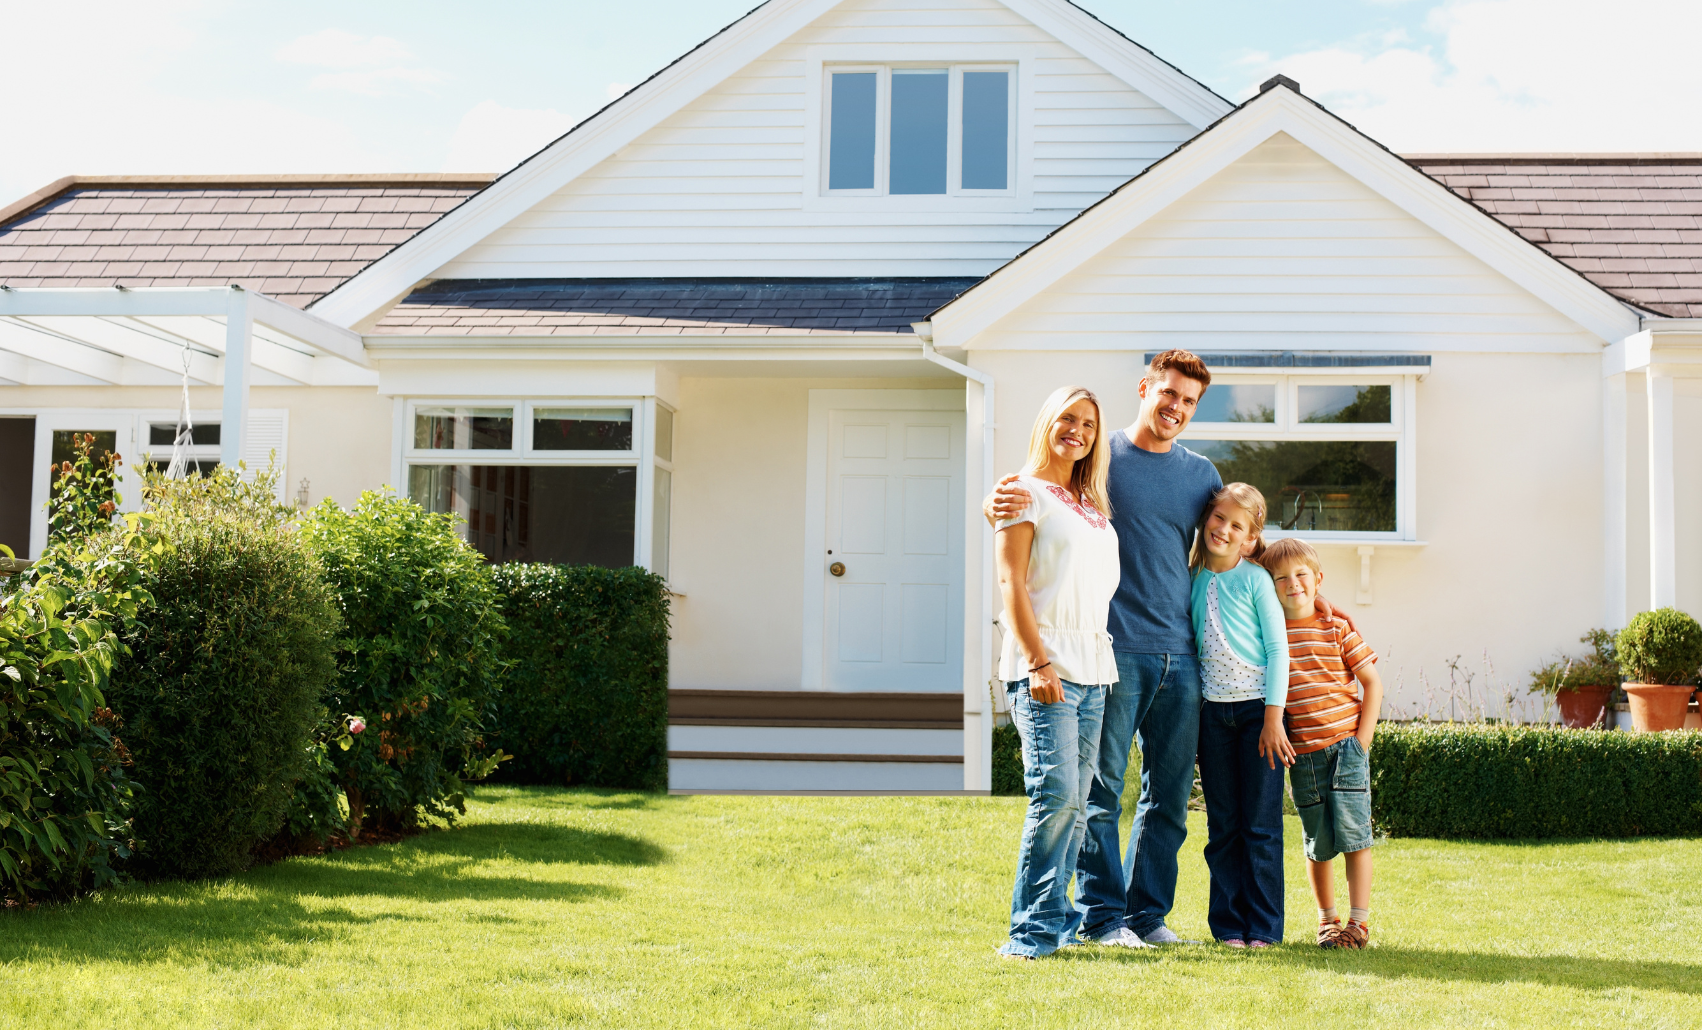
[248, 291, 370, 369]
[932, 88, 1640, 349]
[0, 286, 230, 317]
[362, 336, 928, 364]
[307, 0, 842, 329]
[1004, 0, 1230, 129]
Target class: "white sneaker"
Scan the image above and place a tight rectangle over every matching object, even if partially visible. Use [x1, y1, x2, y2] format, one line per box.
[1093, 926, 1155, 949]
[1140, 925, 1182, 945]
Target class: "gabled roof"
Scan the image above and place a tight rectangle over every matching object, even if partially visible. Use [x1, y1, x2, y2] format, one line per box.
[306, 0, 1232, 328]
[0, 175, 492, 309]
[927, 85, 1643, 346]
[1405, 154, 1702, 318]
[369, 277, 979, 337]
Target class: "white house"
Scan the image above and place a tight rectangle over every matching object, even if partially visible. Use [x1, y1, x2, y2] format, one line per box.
[3, 0, 1699, 793]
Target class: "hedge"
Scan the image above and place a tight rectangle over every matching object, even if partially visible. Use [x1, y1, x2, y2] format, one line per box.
[991, 723, 1022, 796]
[1371, 724, 1702, 839]
[488, 563, 669, 791]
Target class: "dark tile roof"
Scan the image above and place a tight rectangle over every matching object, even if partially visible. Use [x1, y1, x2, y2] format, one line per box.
[369, 278, 982, 336]
[0, 175, 492, 309]
[1406, 155, 1702, 318]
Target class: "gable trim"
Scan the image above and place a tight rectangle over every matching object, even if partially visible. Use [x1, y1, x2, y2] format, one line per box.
[928, 86, 1642, 348]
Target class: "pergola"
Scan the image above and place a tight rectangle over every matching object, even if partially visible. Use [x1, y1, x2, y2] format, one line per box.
[0, 285, 372, 467]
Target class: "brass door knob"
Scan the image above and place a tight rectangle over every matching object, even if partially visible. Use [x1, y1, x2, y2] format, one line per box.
[829, 562, 846, 577]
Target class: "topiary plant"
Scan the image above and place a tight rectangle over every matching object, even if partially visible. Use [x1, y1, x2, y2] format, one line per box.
[1615, 608, 1702, 686]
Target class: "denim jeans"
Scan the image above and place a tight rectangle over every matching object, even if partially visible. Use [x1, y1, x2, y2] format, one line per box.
[1001, 677, 1106, 958]
[1196, 698, 1286, 944]
[1074, 652, 1203, 939]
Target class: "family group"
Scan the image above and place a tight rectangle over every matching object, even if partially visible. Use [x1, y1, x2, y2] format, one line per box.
[989, 349, 1385, 958]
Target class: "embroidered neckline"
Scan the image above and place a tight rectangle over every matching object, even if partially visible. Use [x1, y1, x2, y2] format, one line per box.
[1043, 483, 1109, 530]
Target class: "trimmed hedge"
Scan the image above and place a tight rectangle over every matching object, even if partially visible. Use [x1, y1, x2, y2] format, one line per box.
[991, 723, 1022, 796]
[1371, 724, 1702, 839]
[488, 564, 669, 791]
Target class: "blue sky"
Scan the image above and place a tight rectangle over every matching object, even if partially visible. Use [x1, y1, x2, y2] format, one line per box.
[1, 0, 1696, 202]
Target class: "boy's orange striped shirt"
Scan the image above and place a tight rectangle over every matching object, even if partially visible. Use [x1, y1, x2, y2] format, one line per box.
[1283, 612, 1377, 754]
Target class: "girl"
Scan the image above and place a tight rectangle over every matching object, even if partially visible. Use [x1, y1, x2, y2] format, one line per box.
[1189, 482, 1291, 948]
[995, 385, 1120, 959]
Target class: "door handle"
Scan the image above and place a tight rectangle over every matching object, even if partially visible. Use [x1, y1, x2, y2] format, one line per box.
[829, 562, 846, 577]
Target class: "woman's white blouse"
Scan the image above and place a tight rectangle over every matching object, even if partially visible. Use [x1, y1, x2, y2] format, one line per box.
[996, 476, 1121, 686]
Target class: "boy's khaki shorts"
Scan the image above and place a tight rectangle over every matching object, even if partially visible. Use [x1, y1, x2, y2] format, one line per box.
[1289, 735, 1373, 862]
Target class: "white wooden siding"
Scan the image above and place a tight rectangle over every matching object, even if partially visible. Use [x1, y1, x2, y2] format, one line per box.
[434, 0, 1197, 279]
[973, 133, 1604, 352]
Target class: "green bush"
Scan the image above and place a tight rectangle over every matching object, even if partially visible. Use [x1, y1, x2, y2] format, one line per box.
[991, 723, 1022, 796]
[1, 437, 150, 902]
[106, 464, 340, 880]
[1616, 608, 1702, 685]
[488, 564, 669, 791]
[300, 491, 508, 833]
[1370, 723, 1702, 839]
[1529, 629, 1620, 695]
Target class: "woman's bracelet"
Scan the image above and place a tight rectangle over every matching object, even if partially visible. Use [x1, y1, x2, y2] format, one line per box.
[1029, 660, 1052, 674]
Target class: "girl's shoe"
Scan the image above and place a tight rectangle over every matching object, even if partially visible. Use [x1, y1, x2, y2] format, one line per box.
[1340, 920, 1370, 950]
[1220, 937, 1247, 948]
[1247, 939, 1274, 949]
[1317, 918, 1347, 948]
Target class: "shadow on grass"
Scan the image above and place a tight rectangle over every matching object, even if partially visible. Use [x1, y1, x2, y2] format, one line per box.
[405, 823, 667, 866]
[1056, 942, 1702, 996]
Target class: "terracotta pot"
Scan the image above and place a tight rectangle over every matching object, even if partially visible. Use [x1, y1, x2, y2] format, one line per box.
[1555, 684, 1613, 729]
[1622, 684, 1693, 732]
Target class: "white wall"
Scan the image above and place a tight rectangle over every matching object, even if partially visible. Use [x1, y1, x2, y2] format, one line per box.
[434, 0, 1197, 280]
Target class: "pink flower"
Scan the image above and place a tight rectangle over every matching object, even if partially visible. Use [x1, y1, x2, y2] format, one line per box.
[349, 718, 366, 735]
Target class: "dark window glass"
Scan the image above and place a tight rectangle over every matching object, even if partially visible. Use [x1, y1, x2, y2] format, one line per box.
[961, 71, 1009, 189]
[409, 464, 636, 568]
[889, 70, 948, 195]
[1190, 439, 1397, 533]
[828, 72, 878, 190]
[148, 422, 220, 446]
[48, 430, 119, 514]
[1192, 385, 1275, 424]
[533, 408, 633, 451]
[1298, 385, 1391, 424]
[413, 407, 513, 450]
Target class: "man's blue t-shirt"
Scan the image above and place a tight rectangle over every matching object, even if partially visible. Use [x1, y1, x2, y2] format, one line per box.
[1105, 429, 1222, 654]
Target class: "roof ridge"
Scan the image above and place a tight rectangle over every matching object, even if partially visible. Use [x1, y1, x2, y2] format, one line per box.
[1402, 153, 1702, 165]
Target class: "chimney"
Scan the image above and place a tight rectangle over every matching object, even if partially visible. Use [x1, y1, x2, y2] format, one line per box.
[1259, 74, 1301, 95]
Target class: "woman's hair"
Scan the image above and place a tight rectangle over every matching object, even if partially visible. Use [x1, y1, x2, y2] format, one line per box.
[1188, 481, 1268, 572]
[1021, 385, 1112, 517]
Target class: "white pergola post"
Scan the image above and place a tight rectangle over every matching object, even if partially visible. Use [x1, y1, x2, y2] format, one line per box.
[1646, 367, 1677, 610]
[220, 286, 253, 469]
[1602, 372, 1628, 628]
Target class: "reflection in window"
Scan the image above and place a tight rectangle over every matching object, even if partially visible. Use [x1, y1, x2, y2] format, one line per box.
[48, 429, 120, 517]
[652, 467, 671, 580]
[1193, 385, 1275, 423]
[413, 407, 513, 450]
[409, 464, 635, 568]
[1299, 385, 1391, 424]
[961, 71, 1009, 190]
[828, 72, 878, 190]
[148, 422, 220, 446]
[533, 408, 633, 451]
[654, 405, 674, 462]
[1190, 439, 1397, 533]
[890, 69, 948, 195]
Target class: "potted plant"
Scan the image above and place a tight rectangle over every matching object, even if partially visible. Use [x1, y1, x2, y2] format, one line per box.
[1615, 608, 1702, 732]
[1528, 629, 1618, 729]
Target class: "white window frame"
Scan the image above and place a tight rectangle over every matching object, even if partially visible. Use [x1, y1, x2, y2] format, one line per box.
[1180, 373, 1419, 542]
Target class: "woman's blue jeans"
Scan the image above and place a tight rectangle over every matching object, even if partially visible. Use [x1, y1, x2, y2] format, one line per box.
[1196, 697, 1286, 944]
[1001, 677, 1106, 957]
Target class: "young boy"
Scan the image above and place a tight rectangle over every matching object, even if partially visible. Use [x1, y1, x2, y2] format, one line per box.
[1259, 538, 1383, 950]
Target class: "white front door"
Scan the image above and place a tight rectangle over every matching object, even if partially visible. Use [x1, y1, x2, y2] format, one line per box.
[823, 408, 965, 691]
[28, 411, 140, 559]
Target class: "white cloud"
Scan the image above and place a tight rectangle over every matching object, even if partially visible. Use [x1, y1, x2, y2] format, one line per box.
[1240, 0, 1702, 152]
[309, 67, 443, 97]
[443, 101, 578, 172]
[276, 29, 416, 68]
[606, 82, 633, 101]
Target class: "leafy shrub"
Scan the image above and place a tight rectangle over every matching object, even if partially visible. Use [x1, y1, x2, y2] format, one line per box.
[1616, 608, 1702, 685]
[1370, 723, 1702, 839]
[1, 437, 150, 902]
[106, 464, 340, 880]
[489, 563, 669, 790]
[1528, 629, 1621, 695]
[991, 723, 1022, 796]
[300, 491, 507, 833]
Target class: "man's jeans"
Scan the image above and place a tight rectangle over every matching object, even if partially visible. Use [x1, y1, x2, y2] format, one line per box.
[1074, 653, 1203, 939]
[1197, 697, 1286, 945]
[1001, 677, 1106, 958]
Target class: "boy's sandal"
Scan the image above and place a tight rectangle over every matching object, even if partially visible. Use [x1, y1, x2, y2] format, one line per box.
[1339, 921, 1370, 950]
[1317, 919, 1347, 948]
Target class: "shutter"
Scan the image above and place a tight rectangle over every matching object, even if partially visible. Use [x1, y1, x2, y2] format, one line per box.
[243, 409, 289, 500]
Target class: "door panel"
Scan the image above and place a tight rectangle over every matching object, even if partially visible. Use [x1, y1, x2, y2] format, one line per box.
[823, 408, 964, 691]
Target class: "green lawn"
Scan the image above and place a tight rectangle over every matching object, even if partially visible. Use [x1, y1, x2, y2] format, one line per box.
[2, 787, 1697, 1029]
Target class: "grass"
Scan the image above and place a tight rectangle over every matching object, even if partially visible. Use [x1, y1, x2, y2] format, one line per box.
[2, 787, 1697, 1029]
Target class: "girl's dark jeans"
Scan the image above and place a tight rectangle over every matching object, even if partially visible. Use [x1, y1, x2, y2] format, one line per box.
[1197, 697, 1286, 944]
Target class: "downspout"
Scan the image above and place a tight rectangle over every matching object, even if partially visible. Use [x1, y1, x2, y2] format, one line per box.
[914, 322, 996, 794]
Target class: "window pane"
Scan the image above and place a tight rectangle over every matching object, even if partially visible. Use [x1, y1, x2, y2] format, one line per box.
[828, 72, 877, 190]
[890, 70, 948, 195]
[961, 71, 1009, 190]
[1192, 384, 1275, 423]
[413, 407, 513, 450]
[410, 464, 636, 567]
[654, 405, 673, 462]
[652, 467, 671, 580]
[48, 430, 119, 515]
[1190, 439, 1397, 533]
[533, 407, 632, 451]
[1298, 385, 1391, 424]
[148, 422, 220, 446]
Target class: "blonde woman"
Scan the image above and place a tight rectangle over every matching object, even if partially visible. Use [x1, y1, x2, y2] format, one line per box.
[995, 385, 1125, 959]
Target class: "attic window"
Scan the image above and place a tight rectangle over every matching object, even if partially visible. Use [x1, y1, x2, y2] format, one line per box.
[824, 65, 1014, 196]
